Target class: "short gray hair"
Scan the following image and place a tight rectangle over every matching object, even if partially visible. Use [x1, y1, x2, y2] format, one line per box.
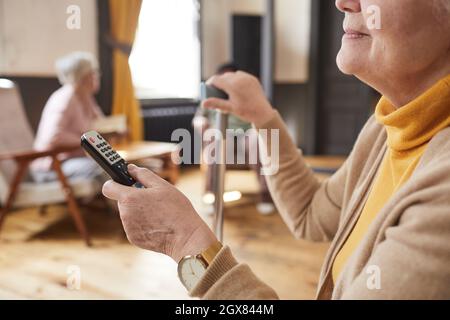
[55, 51, 99, 85]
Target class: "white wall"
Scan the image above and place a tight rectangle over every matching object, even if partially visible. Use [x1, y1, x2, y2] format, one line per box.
[0, 0, 98, 77]
[275, 0, 310, 83]
[202, 0, 311, 83]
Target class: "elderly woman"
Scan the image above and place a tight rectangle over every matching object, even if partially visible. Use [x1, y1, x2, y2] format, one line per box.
[102, 0, 450, 299]
[31, 52, 104, 183]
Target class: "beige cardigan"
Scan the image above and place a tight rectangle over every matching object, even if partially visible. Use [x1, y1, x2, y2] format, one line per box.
[190, 111, 450, 300]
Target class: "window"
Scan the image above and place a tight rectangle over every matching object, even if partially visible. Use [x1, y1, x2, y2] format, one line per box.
[129, 0, 201, 99]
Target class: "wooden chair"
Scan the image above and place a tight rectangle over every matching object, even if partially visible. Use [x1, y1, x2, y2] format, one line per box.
[0, 79, 100, 246]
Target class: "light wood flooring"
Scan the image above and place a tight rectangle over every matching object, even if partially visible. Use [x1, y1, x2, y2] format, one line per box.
[0, 168, 331, 299]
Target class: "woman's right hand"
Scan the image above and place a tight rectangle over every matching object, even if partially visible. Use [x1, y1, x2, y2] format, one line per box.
[202, 71, 276, 127]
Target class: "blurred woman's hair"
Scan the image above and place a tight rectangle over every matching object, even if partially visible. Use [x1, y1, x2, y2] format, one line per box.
[55, 51, 99, 85]
[216, 62, 239, 75]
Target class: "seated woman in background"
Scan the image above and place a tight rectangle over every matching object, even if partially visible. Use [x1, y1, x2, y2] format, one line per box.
[31, 52, 104, 183]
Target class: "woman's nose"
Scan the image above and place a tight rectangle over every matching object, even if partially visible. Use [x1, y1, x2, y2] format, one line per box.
[336, 0, 361, 13]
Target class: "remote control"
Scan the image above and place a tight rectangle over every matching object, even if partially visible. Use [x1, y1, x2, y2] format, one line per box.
[81, 131, 144, 188]
[200, 82, 229, 100]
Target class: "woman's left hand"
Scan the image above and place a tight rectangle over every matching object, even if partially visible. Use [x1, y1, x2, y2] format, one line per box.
[102, 164, 217, 262]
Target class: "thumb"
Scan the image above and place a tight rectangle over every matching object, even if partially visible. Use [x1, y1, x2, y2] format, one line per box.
[202, 97, 233, 114]
[127, 164, 164, 188]
[206, 73, 232, 92]
[102, 180, 132, 201]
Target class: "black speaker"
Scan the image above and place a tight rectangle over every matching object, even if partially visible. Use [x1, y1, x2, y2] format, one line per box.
[231, 14, 262, 79]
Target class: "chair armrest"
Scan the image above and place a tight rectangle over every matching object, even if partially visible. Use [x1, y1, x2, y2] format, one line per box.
[0, 145, 80, 162]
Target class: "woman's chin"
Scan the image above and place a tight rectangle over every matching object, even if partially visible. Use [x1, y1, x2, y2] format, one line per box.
[336, 51, 364, 76]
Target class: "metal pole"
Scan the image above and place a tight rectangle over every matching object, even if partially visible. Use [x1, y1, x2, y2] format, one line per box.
[200, 83, 229, 242]
[212, 111, 228, 241]
[261, 0, 275, 102]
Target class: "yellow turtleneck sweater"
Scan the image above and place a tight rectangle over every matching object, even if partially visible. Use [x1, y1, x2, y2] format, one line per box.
[332, 75, 450, 282]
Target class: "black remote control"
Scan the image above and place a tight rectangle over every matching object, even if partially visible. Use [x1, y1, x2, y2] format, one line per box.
[81, 131, 144, 188]
[200, 82, 229, 100]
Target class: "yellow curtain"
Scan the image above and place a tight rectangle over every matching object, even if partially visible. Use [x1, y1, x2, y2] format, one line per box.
[109, 0, 143, 141]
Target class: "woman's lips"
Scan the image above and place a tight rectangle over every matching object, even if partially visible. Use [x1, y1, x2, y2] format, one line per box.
[343, 28, 370, 39]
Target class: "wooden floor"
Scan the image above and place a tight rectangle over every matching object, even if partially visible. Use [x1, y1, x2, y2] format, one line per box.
[0, 168, 330, 300]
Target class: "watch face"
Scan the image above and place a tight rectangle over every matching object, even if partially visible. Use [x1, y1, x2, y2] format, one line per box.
[178, 257, 207, 291]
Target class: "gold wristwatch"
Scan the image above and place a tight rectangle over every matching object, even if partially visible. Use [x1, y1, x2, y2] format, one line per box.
[177, 241, 223, 291]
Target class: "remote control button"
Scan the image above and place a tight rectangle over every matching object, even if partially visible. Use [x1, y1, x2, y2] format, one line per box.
[107, 146, 112, 150]
[96, 144, 101, 148]
[97, 135, 103, 140]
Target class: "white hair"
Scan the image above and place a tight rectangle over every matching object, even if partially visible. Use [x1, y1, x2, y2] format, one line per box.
[55, 51, 99, 85]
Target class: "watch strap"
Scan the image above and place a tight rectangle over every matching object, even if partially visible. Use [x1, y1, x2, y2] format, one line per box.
[199, 241, 223, 266]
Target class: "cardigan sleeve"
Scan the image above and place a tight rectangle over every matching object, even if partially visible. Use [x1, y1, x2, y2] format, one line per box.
[190, 246, 279, 300]
[256, 110, 346, 242]
[190, 110, 349, 300]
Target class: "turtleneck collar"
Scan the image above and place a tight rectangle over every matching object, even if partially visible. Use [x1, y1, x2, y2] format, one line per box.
[375, 74, 450, 152]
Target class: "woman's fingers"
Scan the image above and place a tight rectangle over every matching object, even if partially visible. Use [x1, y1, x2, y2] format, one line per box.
[202, 97, 233, 113]
[102, 180, 131, 201]
[127, 164, 163, 188]
[205, 75, 218, 86]
[102, 165, 159, 201]
[206, 72, 235, 91]
[206, 74, 226, 89]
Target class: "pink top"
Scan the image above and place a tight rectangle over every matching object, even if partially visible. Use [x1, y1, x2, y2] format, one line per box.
[31, 85, 103, 172]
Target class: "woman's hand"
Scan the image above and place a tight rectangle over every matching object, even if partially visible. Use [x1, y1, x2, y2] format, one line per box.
[102, 164, 218, 262]
[202, 71, 276, 127]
